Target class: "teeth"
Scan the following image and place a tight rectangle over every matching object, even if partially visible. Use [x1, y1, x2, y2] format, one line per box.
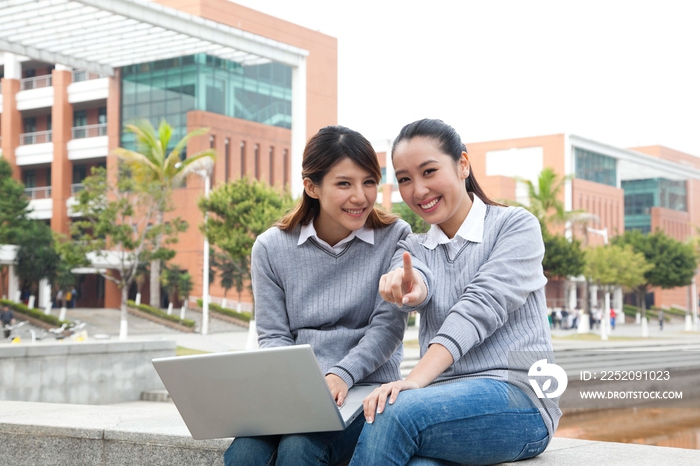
[344, 208, 364, 215]
[420, 198, 439, 210]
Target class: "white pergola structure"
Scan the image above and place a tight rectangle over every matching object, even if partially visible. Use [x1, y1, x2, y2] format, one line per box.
[0, 0, 309, 196]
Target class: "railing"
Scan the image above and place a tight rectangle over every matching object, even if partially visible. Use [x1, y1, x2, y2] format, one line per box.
[19, 130, 53, 145]
[72, 123, 108, 139]
[24, 186, 52, 199]
[72, 70, 101, 82]
[20, 75, 52, 90]
[71, 183, 85, 195]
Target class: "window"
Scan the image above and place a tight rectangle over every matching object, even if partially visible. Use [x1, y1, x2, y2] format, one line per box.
[224, 138, 230, 183]
[74, 110, 87, 127]
[574, 148, 617, 187]
[283, 149, 289, 187]
[98, 107, 107, 124]
[254, 144, 260, 179]
[240, 141, 246, 178]
[23, 170, 36, 188]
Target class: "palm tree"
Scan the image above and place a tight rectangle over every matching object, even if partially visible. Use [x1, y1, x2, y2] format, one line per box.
[115, 120, 216, 309]
[517, 167, 570, 230]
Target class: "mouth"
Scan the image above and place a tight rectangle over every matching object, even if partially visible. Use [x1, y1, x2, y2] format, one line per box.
[417, 197, 441, 212]
[343, 207, 367, 217]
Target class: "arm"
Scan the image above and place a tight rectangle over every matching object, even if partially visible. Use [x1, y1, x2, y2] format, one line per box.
[326, 223, 413, 390]
[362, 343, 454, 423]
[431, 209, 547, 362]
[251, 237, 295, 348]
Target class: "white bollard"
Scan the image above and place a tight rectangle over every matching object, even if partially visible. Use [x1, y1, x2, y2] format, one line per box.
[577, 314, 590, 334]
[59, 307, 67, 322]
[135, 293, 141, 306]
[635, 312, 641, 325]
[167, 302, 173, 315]
[44, 302, 53, 315]
[180, 306, 186, 321]
[246, 320, 259, 349]
[15, 291, 21, 302]
[685, 314, 694, 332]
[641, 317, 649, 337]
[221, 298, 227, 309]
[27, 295, 35, 309]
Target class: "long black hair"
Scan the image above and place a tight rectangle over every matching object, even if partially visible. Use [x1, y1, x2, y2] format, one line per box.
[392, 118, 502, 206]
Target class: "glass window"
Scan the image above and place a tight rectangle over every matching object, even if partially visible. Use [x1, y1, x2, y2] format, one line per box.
[74, 110, 87, 127]
[574, 148, 617, 187]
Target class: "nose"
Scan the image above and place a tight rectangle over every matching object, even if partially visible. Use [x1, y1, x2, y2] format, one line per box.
[350, 184, 367, 204]
[413, 179, 430, 199]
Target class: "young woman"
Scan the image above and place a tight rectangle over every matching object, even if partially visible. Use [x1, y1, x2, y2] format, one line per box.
[223, 125, 411, 466]
[349, 119, 561, 466]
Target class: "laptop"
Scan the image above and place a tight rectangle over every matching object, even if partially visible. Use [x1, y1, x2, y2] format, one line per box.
[152, 344, 378, 440]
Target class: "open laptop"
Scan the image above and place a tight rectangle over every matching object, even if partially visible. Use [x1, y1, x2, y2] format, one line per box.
[152, 344, 378, 440]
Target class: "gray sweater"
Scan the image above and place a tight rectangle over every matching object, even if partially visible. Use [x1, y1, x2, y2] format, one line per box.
[399, 204, 562, 440]
[252, 219, 411, 389]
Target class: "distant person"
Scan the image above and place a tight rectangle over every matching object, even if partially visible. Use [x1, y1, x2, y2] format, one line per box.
[610, 308, 616, 330]
[659, 310, 664, 330]
[1, 304, 15, 339]
[223, 126, 410, 466]
[349, 119, 559, 465]
[571, 308, 579, 329]
[70, 286, 78, 308]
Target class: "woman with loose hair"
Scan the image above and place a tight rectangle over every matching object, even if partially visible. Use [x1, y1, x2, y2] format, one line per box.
[224, 125, 410, 466]
[349, 119, 561, 466]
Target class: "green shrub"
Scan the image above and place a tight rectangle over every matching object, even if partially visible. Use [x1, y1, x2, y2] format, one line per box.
[127, 300, 195, 328]
[196, 299, 251, 322]
[0, 298, 71, 326]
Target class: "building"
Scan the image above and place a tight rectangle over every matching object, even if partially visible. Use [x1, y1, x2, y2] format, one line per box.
[379, 134, 700, 311]
[0, 0, 337, 309]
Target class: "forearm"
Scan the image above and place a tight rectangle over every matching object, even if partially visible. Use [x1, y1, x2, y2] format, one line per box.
[404, 343, 454, 388]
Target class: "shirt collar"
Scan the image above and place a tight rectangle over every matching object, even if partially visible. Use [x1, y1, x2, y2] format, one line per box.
[422, 193, 487, 249]
[298, 219, 375, 248]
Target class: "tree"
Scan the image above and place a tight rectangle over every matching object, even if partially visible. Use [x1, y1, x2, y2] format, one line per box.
[211, 249, 247, 306]
[517, 167, 571, 230]
[200, 177, 292, 317]
[162, 264, 193, 308]
[52, 233, 90, 313]
[0, 158, 31, 298]
[115, 120, 216, 309]
[612, 229, 697, 320]
[584, 244, 651, 292]
[72, 167, 186, 339]
[15, 220, 59, 302]
[392, 202, 429, 234]
[542, 230, 585, 280]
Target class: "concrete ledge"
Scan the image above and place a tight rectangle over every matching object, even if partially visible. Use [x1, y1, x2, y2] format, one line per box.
[0, 401, 229, 465]
[2, 400, 700, 465]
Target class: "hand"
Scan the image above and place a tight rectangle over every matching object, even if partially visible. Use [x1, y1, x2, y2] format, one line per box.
[379, 252, 427, 307]
[362, 380, 420, 423]
[325, 374, 349, 407]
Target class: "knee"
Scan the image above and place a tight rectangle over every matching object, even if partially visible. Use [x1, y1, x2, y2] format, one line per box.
[278, 434, 327, 462]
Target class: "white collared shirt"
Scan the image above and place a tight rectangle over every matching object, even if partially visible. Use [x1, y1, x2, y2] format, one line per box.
[298, 220, 375, 254]
[421, 193, 486, 260]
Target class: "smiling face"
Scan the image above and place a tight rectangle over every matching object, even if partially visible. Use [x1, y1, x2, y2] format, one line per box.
[304, 157, 378, 246]
[393, 137, 472, 238]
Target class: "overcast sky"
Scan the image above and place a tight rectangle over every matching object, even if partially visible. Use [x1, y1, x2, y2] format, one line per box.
[232, 0, 700, 156]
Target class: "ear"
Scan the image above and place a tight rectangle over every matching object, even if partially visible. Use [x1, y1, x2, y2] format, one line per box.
[459, 152, 470, 179]
[303, 178, 319, 199]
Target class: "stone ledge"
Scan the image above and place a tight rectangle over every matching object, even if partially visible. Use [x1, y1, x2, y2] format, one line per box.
[2, 400, 699, 465]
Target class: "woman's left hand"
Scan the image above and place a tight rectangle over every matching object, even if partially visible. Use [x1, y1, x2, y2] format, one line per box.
[363, 379, 420, 423]
[325, 374, 349, 406]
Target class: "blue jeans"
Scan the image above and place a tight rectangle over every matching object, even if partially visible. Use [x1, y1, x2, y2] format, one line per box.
[349, 378, 549, 466]
[223, 415, 365, 466]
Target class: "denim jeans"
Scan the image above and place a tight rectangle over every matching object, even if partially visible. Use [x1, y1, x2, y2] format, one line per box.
[223, 415, 365, 466]
[348, 378, 549, 466]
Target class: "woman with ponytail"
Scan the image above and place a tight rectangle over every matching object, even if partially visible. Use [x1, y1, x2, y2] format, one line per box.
[224, 125, 410, 466]
[349, 119, 561, 466]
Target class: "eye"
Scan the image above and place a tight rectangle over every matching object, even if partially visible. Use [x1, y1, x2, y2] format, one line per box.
[364, 179, 377, 186]
[397, 176, 410, 184]
[337, 181, 351, 187]
[423, 168, 437, 176]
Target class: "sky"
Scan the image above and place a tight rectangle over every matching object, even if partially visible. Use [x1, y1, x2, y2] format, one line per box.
[232, 0, 700, 156]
